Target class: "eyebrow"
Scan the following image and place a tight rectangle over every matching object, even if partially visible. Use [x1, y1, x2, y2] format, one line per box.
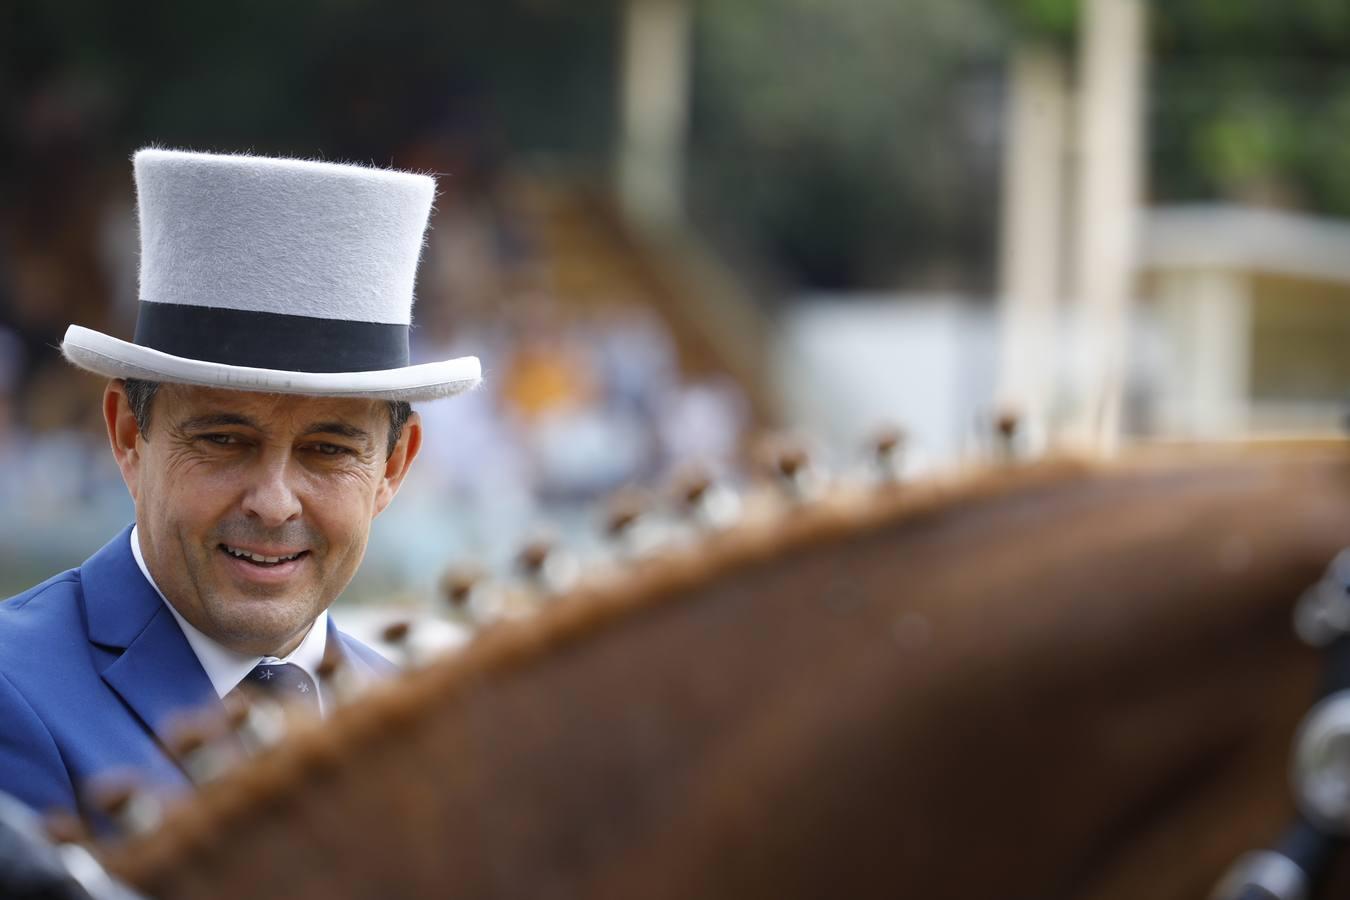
[179, 413, 260, 432]
[303, 421, 373, 445]
[176, 414, 372, 447]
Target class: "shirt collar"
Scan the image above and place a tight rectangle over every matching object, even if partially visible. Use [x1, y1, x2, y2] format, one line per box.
[129, 525, 329, 708]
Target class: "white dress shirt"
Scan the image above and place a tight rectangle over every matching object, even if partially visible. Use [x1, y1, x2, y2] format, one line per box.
[129, 525, 331, 715]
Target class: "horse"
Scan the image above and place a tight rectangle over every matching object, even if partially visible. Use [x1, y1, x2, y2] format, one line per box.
[88, 440, 1350, 899]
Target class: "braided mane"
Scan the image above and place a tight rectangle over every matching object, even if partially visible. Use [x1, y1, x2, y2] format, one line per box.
[102, 442, 1350, 900]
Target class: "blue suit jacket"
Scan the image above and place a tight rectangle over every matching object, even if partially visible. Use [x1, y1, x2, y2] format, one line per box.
[0, 526, 392, 815]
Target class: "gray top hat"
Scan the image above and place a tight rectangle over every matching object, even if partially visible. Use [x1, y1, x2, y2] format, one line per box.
[62, 148, 481, 401]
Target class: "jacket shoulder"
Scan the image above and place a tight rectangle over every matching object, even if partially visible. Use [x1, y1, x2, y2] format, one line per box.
[1, 569, 82, 613]
[0, 571, 86, 812]
[0, 569, 85, 666]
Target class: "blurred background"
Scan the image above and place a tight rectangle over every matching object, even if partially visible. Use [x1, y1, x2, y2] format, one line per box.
[3, 0, 1349, 610]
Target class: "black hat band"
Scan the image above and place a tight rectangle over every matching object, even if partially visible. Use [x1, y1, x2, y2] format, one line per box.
[133, 301, 410, 374]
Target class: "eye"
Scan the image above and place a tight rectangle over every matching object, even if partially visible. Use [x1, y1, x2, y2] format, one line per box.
[200, 433, 238, 446]
[311, 443, 352, 457]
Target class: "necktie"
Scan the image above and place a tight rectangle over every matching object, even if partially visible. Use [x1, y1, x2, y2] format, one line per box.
[242, 662, 321, 715]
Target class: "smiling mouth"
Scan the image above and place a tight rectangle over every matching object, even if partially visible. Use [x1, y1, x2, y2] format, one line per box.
[219, 544, 309, 567]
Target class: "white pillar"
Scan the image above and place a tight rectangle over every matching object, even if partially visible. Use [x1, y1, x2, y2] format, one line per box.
[618, 0, 692, 227]
[1068, 0, 1147, 452]
[1154, 269, 1252, 437]
[996, 45, 1069, 450]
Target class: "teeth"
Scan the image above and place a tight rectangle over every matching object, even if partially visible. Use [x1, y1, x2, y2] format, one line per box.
[224, 546, 301, 564]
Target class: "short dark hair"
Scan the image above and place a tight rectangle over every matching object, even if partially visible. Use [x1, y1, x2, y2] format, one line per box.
[120, 378, 412, 457]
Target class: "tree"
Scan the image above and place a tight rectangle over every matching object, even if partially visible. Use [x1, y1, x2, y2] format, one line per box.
[689, 0, 1005, 290]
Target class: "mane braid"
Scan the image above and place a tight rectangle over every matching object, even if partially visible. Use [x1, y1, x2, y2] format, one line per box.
[101, 441, 1350, 896]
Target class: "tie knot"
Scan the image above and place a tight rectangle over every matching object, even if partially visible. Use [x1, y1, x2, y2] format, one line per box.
[244, 662, 319, 713]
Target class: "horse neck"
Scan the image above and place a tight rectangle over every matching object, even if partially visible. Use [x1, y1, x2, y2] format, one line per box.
[109, 448, 1350, 900]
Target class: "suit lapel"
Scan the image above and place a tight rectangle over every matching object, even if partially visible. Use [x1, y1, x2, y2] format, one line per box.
[100, 607, 220, 744]
[84, 527, 219, 747]
[327, 615, 398, 680]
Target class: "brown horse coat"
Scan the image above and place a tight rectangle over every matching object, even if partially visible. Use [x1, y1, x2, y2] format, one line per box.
[102, 443, 1350, 899]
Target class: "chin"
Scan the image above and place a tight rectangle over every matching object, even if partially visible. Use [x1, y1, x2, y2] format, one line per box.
[204, 596, 319, 655]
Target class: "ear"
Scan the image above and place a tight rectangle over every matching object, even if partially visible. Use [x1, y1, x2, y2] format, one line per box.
[374, 411, 422, 517]
[104, 381, 145, 500]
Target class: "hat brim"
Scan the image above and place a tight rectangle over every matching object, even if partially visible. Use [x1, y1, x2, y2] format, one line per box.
[62, 325, 481, 402]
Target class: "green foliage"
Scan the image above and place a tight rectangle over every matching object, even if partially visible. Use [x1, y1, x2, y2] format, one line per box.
[694, 0, 1350, 284]
[998, 0, 1079, 43]
[1151, 5, 1350, 217]
[1194, 100, 1292, 194]
[14, 0, 1350, 290]
[690, 0, 1005, 288]
[1155, 0, 1350, 56]
[3, 0, 616, 164]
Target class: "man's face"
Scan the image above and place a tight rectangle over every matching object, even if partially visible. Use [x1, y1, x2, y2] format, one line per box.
[104, 382, 421, 657]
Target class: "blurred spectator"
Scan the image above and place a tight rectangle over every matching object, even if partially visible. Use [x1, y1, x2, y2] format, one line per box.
[657, 375, 749, 474]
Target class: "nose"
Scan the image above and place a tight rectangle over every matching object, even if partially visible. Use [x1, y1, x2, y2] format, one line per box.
[240, 454, 303, 527]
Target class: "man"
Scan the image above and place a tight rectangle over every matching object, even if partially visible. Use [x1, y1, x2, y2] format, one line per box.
[0, 148, 481, 816]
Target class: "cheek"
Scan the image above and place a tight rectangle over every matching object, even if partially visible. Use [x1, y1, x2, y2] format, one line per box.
[148, 460, 244, 535]
[303, 472, 383, 550]
[174, 469, 237, 508]
[134, 460, 177, 526]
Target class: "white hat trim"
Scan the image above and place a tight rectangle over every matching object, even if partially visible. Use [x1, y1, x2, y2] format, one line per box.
[62, 325, 481, 402]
